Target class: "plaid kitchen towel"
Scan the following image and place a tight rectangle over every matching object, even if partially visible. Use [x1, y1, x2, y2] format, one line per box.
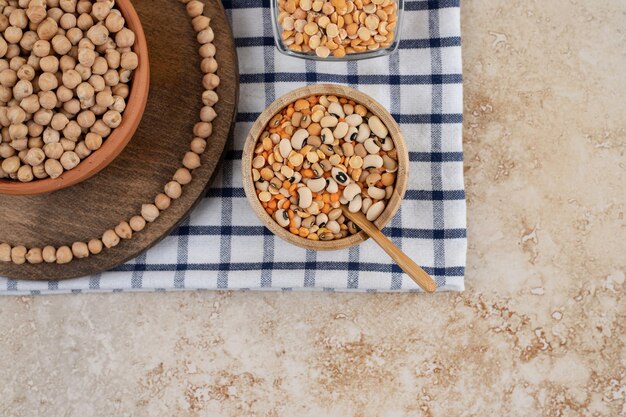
[0, 0, 465, 294]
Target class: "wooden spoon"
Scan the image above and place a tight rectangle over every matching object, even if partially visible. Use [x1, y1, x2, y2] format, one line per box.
[341, 207, 437, 293]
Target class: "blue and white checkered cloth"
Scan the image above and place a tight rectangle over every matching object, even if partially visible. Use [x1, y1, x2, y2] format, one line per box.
[0, 0, 465, 294]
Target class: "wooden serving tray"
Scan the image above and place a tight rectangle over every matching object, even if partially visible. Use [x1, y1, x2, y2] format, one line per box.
[0, 0, 238, 280]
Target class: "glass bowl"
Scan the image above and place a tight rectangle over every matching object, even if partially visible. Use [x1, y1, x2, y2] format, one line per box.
[270, 0, 403, 61]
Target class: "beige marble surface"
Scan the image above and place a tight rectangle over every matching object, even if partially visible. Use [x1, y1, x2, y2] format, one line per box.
[1, 0, 625, 415]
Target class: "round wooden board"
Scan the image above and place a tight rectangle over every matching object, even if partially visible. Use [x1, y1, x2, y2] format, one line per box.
[0, 0, 239, 281]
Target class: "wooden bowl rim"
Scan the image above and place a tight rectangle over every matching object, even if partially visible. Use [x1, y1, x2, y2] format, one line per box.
[0, 0, 150, 196]
[242, 84, 409, 251]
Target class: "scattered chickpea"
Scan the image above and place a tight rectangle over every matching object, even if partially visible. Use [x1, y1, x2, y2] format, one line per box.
[115, 221, 132, 239]
[56, 245, 73, 264]
[141, 204, 160, 223]
[88, 239, 103, 255]
[42, 246, 57, 263]
[129, 216, 146, 232]
[102, 229, 120, 248]
[71, 241, 90, 258]
[11, 245, 27, 264]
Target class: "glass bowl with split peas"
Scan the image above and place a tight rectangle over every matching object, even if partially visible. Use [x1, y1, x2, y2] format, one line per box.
[271, 0, 403, 60]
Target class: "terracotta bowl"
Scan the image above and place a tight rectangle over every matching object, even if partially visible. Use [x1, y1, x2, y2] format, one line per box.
[0, 0, 150, 196]
[242, 84, 409, 251]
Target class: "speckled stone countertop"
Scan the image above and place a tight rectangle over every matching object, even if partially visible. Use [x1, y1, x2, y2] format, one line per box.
[1, 1, 624, 415]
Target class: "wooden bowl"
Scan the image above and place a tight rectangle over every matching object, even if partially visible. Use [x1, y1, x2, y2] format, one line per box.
[242, 84, 409, 251]
[0, 0, 150, 196]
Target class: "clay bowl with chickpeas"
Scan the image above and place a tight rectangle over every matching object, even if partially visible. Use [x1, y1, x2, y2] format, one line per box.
[242, 84, 408, 251]
[0, 0, 149, 195]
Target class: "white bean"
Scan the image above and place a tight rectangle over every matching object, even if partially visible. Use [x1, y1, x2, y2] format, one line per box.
[366, 201, 385, 221]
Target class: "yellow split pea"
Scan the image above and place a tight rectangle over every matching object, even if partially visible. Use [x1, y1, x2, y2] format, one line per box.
[277, 0, 398, 58]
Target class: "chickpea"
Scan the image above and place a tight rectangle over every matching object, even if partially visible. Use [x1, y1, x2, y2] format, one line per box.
[59, 54, 76, 71]
[63, 120, 81, 140]
[71, 241, 89, 258]
[129, 216, 146, 232]
[16, 164, 33, 181]
[115, 221, 132, 239]
[4, 26, 23, 44]
[37, 18, 59, 41]
[183, 151, 201, 170]
[39, 90, 58, 109]
[66, 27, 83, 45]
[39, 56, 59, 73]
[86, 23, 109, 46]
[92, 56, 108, 75]
[173, 168, 192, 185]
[88, 74, 105, 91]
[44, 157, 63, 177]
[92, 2, 111, 21]
[74, 140, 90, 158]
[0, 69, 18, 87]
[90, 119, 110, 137]
[59, 150, 79, 170]
[50, 113, 69, 131]
[9, 9, 28, 29]
[77, 110, 96, 129]
[1, 155, 20, 173]
[7, 106, 25, 124]
[43, 142, 64, 159]
[103, 68, 119, 86]
[33, 109, 53, 126]
[25, 247, 43, 264]
[154, 193, 171, 210]
[62, 69, 81, 89]
[120, 51, 138, 70]
[84, 132, 102, 150]
[102, 229, 120, 248]
[38, 72, 58, 91]
[21, 94, 41, 113]
[60, 138, 76, 151]
[164, 181, 183, 199]
[115, 28, 135, 48]
[88, 239, 103, 255]
[26, 6, 47, 24]
[141, 204, 160, 223]
[59, 12, 77, 30]
[32, 163, 47, 178]
[105, 12, 124, 33]
[56, 85, 73, 103]
[77, 47, 95, 67]
[42, 246, 57, 263]
[77, 13, 94, 31]
[24, 147, 45, 166]
[11, 245, 27, 264]
[56, 246, 73, 264]
[102, 110, 121, 128]
[51, 34, 72, 55]
[19, 31, 38, 51]
[63, 98, 81, 115]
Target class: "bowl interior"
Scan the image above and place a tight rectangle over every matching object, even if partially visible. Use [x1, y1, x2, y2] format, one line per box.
[242, 84, 409, 251]
[0, 0, 150, 196]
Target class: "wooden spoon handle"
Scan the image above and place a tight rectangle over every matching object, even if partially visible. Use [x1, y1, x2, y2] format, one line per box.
[342, 208, 437, 293]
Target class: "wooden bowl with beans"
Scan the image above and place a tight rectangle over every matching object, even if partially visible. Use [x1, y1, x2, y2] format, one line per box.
[242, 84, 408, 251]
[0, 0, 149, 195]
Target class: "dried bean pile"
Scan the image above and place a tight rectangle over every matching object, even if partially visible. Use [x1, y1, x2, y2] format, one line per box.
[277, 0, 398, 58]
[0, 0, 220, 266]
[0, 0, 138, 182]
[253, 95, 398, 242]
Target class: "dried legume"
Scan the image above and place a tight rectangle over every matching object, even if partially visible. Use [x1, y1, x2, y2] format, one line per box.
[252, 94, 398, 241]
[277, 0, 398, 58]
[0, 0, 138, 182]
